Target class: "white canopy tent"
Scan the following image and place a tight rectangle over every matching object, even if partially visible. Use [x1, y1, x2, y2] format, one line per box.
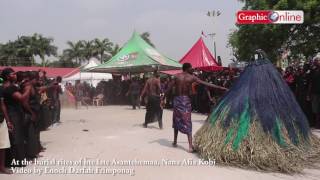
[63, 58, 112, 87]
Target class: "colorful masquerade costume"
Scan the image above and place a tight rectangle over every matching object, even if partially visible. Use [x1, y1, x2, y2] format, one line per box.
[194, 51, 320, 173]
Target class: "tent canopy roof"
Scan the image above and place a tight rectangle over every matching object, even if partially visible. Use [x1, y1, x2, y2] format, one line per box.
[82, 57, 100, 71]
[180, 37, 222, 71]
[63, 72, 112, 81]
[89, 32, 181, 73]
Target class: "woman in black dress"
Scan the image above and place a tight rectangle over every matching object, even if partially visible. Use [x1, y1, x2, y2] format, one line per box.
[1, 68, 32, 166]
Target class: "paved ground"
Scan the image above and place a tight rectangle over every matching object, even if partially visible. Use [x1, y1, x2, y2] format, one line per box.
[1, 106, 320, 180]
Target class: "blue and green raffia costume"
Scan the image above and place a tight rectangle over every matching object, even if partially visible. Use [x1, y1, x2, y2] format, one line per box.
[194, 57, 320, 173]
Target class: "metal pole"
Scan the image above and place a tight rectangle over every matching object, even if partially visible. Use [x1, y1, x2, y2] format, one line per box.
[207, 10, 220, 61]
[214, 41, 217, 60]
[91, 72, 93, 86]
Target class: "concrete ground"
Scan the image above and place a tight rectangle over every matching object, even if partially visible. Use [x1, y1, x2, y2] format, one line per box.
[1, 106, 320, 180]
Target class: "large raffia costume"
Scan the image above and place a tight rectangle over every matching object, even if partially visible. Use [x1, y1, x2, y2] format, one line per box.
[194, 51, 320, 173]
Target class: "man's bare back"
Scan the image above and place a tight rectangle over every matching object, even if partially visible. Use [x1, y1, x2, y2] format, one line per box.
[175, 72, 197, 96]
[166, 63, 227, 153]
[143, 77, 161, 97]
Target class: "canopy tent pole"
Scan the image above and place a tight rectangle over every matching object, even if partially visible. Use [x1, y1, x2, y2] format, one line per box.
[91, 72, 93, 86]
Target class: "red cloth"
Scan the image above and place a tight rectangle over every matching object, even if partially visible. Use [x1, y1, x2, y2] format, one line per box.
[65, 89, 76, 103]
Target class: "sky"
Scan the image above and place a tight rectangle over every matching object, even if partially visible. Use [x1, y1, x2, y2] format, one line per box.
[0, 0, 244, 66]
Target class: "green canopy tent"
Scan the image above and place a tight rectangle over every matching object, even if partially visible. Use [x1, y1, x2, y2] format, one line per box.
[89, 32, 181, 73]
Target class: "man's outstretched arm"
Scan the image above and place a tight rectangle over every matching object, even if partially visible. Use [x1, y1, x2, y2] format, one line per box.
[196, 77, 228, 91]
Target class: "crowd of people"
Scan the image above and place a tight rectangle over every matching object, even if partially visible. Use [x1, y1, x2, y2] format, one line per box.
[66, 69, 237, 113]
[283, 58, 320, 128]
[65, 58, 320, 130]
[0, 68, 62, 174]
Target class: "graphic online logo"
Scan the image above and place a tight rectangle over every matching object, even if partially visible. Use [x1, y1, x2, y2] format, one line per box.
[237, 10, 304, 24]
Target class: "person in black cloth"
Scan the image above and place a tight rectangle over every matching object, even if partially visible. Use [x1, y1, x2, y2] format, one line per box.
[17, 71, 39, 159]
[27, 71, 43, 157]
[1, 68, 32, 166]
[140, 70, 163, 129]
[126, 77, 141, 110]
[51, 76, 62, 124]
[308, 58, 320, 128]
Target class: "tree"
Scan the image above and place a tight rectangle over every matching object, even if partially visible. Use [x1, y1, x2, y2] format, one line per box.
[229, 0, 320, 63]
[110, 44, 120, 56]
[0, 33, 57, 66]
[93, 38, 113, 63]
[227, 30, 240, 61]
[82, 40, 95, 61]
[141, 32, 155, 47]
[64, 41, 84, 65]
[33, 33, 57, 66]
[62, 38, 116, 65]
[56, 53, 78, 67]
[0, 42, 18, 66]
[36, 59, 51, 67]
[0, 35, 126, 67]
[15, 36, 36, 66]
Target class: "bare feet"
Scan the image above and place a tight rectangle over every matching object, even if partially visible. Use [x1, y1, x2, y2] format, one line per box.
[188, 146, 196, 153]
[40, 147, 46, 152]
[37, 154, 44, 158]
[0, 168, 13, 174]
[172, 142, 177, 147]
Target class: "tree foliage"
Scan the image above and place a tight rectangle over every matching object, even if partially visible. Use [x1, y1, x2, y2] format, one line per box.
[93, 38, 113, 63]
[60, 32, 153, 65]
[61, 38, 114, 65]
[0, 33, 57, 66]
[229, 0, 320, 62]
[141, 32, 155, 47]
[0, 31, 155, 67]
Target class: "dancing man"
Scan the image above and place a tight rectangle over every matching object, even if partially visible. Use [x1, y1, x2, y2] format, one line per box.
[167, 63, 227, 153]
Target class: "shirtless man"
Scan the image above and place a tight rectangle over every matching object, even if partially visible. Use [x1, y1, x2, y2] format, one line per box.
[167, 63, 227, 153]
[140, 70, 163, 129]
